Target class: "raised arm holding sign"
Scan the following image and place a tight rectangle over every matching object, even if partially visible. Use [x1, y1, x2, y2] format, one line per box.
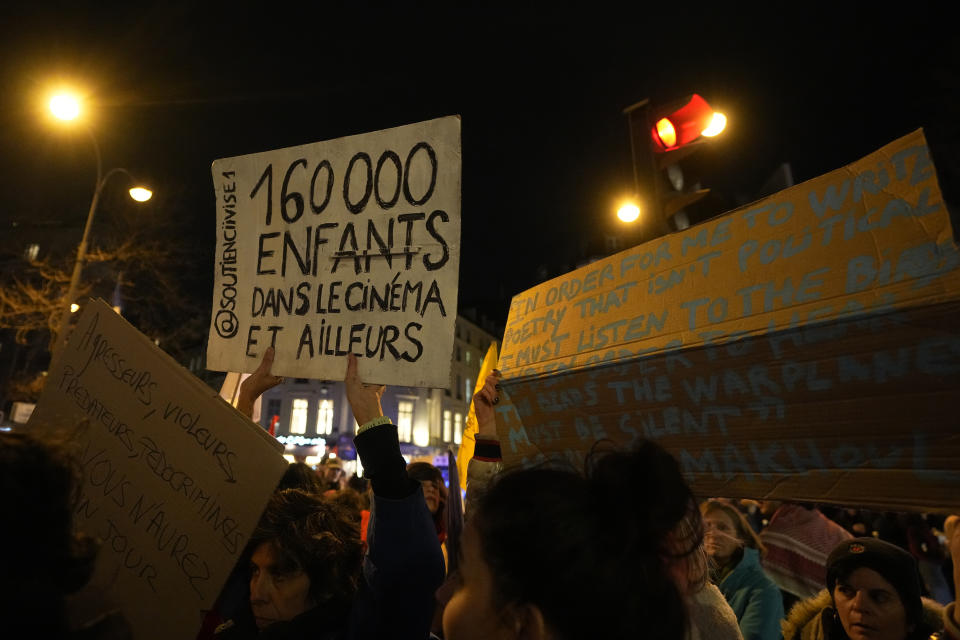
[236, 346, 284, 419]
[216, 353, 445, 639]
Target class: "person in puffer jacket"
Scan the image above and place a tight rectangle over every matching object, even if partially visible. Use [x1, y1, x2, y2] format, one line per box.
[781, 534, 960, 640]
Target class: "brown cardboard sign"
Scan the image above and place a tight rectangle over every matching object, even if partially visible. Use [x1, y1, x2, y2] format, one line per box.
[497, 130, 960, 512]
[28, 300, 287, 640]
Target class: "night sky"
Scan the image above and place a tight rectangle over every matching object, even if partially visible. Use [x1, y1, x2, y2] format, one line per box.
[2, 2, 957, 329]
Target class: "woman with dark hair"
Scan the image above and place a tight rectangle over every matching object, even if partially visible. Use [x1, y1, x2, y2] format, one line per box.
[244, 489, 366, 630]
[407, 461, 448, 545]
[701, 499, 784, 639]
[444, 440, 702, 639]
[0, 430, 128, 638]
[215, 353, 444, 639]
[442, 373, 744, 640]
[782, 535, 960, 640]
[277, 461, 324, 494]
[442, 371, 709, 640]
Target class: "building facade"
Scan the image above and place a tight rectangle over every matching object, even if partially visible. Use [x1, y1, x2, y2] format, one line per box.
[255, 314, 499, 474]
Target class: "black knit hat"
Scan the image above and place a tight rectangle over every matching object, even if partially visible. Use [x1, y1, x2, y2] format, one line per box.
[826, 537, 922, 624]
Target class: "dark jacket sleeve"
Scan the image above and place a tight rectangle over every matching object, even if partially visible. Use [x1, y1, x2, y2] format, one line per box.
[348, 424, 446, 640]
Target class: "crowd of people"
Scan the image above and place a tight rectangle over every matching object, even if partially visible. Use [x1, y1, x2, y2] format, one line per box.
[2, 349, 960, 639]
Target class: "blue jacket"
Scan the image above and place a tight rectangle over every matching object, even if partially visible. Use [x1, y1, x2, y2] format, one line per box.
[718, 547, 785, 640]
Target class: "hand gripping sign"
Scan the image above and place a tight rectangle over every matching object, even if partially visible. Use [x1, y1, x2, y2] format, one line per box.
[207, 117, 461, 387]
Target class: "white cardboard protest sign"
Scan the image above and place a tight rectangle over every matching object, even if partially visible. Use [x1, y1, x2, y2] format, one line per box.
[28, 300, 287, 640]
[207, 116, 462, 387]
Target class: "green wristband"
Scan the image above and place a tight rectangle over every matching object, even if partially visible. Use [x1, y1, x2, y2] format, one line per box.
[357, 415, 391, 435]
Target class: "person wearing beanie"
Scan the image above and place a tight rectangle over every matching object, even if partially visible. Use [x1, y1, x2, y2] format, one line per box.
[781, 537, 947, 640]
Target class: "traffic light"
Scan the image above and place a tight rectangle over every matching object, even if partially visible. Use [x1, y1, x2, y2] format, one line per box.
[624, 94, 726, 236]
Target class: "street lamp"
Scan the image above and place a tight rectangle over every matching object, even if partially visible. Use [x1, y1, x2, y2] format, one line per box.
[701, 112, 727, 138]
[49, 93, 81, 121]
[617, 201, 641, 223]
[129, 187, 153, 202]
[48, 91, 154, 353]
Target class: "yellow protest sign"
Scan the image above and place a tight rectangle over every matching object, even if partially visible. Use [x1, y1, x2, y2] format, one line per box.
[497, 130, 960, 512]
[457, 342, 499, 489]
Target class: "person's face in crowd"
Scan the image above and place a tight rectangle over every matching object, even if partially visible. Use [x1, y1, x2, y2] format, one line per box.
[703, 508, 741, 564]
[249, 541, 315, 629]
[324, 466, 343, 484]
[420, 479, 440, 515]
[443, 523, 516, 639]
[833, 567, 910, 640]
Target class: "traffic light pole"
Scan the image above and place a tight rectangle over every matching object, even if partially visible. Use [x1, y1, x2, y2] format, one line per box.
[624, 93, 721, 240]
[623, 99, 671, 239]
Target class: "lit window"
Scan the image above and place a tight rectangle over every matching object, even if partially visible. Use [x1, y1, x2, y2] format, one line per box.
[465, 378, 473, 402]
[465, 350, 471, 364]
[454, 413, 463, 444]
[397, 400, 414, 442]
[317, 399, 334, 435]
[23, 244, 39, 261]
[443, 410, 452, 442]
[290, 399, 308, 434]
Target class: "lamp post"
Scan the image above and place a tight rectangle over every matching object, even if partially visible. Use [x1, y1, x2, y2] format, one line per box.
[617, 201, 640, 223]
[48, 92, 153, 355]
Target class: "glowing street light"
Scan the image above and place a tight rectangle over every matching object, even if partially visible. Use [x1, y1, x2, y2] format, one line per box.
[128, 187, 153, 202]
[49, 93, 81, 121]
[617, 202, 641, 223]
[701, 112, 727, 137]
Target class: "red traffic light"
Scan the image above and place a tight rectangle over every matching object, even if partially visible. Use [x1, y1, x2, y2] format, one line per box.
[651, 94, 715, 151]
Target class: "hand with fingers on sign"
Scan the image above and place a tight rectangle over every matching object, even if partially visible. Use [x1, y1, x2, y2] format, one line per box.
[471, 369, 501, 439]
[237, 346, 285, 419]
[345, 353, 386, 428]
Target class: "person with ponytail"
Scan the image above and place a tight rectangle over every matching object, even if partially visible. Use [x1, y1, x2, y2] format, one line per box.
[441, 373, 737, 639]
[1, 430, 129, 638]
[443, 440, 697, 639]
